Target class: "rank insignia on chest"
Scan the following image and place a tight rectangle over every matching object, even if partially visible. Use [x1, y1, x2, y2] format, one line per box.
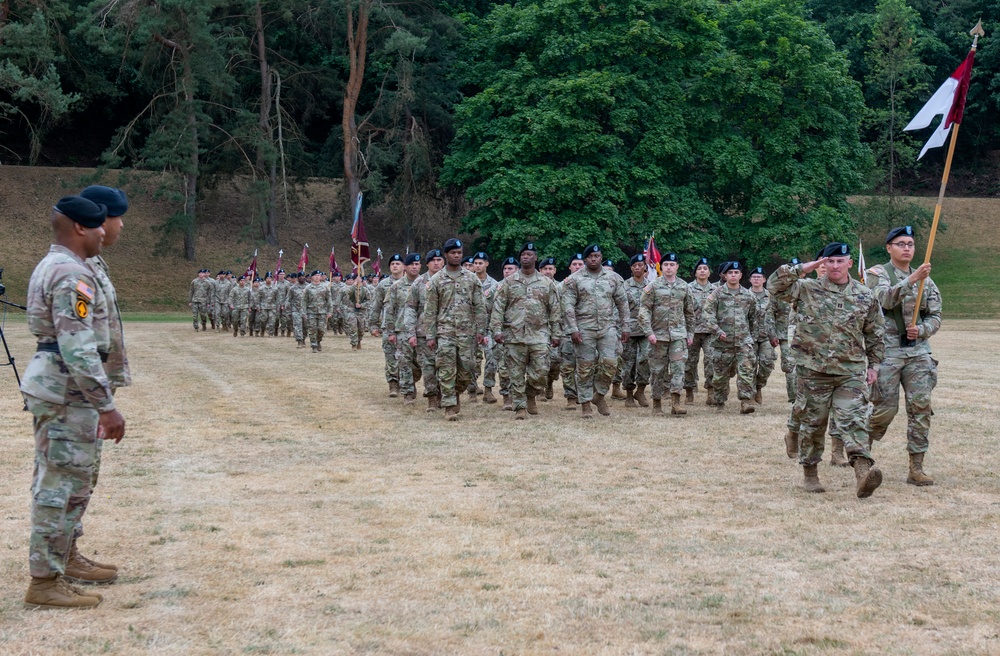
[837, 302, 844, 310]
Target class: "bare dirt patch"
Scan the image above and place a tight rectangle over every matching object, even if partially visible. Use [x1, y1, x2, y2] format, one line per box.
[0, 322, 998, 654]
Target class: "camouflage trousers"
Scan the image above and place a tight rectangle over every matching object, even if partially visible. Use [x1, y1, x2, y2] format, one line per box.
[396, 336, 423, 396]
[573, 329, 619, 403]
[248, 309, 258, 333]
[559, 337, 578, 400]
[778, 339, 795, 401]
[494, 343, 510, 396]
[621, 336, 651, 390]
[869, 353, 937, 454]
[547, 343, 561, 386]
[279, 308, 292, 335]
[25, 397, 99, 578]
[435, 335, 477, 408]
[649, 338, 688, 398]
[795, 367, 873, 466]
[684, 332, 715, 391]
[381, 333, 399, 384]
[710, 338, 755, 404]
[752, 339, 775, 391]
[345, 312, 366, 347]
[191, 302, 212, 329]
[306, 313, 326, 348]
[231, 308, 249, 336]
[475, 341, 497, 389]
[258, 308, 277, 336]
[214, 302, 228, 330]
[505, 342, 550, 410]
[291, 311, 305, 342]
[612, 335, 624, 385]
[416, 339, 439, 398]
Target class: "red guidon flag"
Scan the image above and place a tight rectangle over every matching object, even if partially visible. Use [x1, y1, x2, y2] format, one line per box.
[245, 249, 258, 280]
[643, 234, 662, 282]
[298, 244, 309, 273]
[350, 192, 370, 272]
[904, 49, 975, 159]
[329, 245, 340, 276]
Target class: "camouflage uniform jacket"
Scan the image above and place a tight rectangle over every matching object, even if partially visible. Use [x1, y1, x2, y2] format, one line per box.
[750, 289, 778, 343]
[385, 276, 417, 334]
[250, 286, 262, 310]
[703, 284, 757, 346]
[560, 268, 629, 337]
[623, 277, 647, 335]
[21, 245, 115, 412]
[230, 284, 251, 309]
[327, 281, 345, 314]
[770, 294, 793, 341]
[479, 275, 500, 325]
[369, 275, 401, 329]
[768, 264, 885, 376]
[687, 280, 717, 333]
[217, 279, 233, 306]
[303, 282, 331, 314]
[422, 268, 487, 340]
[638, 277, 695, 341]
[258, 283, 279, 310]
[345, 283, 371, 313]
[403, 272, 433, 339]
[285, 283, 306, 313]
[489, 270, 561, 344]
[190, 277, 214, 304]
[866, 262, 941, 358]
[86, 255, 131, 388]
[274, 280, 288, 309]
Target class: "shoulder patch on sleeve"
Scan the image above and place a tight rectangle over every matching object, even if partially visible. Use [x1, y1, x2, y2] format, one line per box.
[867, 266, 883, 276]
[75, 280, 95, 301]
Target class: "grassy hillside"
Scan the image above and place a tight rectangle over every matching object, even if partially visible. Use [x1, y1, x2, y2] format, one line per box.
[1, 166, 997, 317]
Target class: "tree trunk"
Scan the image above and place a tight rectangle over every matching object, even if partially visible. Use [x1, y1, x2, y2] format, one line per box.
[342, 0, 370, 218]
[183, 54, 198, 262]
[255, 1, 279, 246]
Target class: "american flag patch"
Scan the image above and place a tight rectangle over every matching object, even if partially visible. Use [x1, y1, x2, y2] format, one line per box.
[75, 280, 95, 301]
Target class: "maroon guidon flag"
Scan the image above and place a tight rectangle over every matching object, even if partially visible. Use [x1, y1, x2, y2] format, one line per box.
[350, 192, 370, 273]
[298, 244, 309, 273]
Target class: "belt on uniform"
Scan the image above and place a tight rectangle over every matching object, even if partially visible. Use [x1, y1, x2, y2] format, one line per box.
[37, 342, 109, 363]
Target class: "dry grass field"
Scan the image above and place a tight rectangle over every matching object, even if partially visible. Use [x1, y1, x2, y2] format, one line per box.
[0, 320, 999, 655]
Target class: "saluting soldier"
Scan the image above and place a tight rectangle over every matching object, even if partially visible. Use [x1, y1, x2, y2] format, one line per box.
[370, 254, 405, 396]
[704, 261, 758, 414]
[404, 249, 445, 410]
[189, 269, 214, 331]
[866, 225, 941, 486]
[21, 196, 127, 609]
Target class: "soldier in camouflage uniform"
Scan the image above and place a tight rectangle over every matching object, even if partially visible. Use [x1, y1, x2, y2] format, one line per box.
[422, 239, 487, 420]
[748, 267, 779, 404]
[684, 257, 716, 403]
[472, 252, 499, 402]
[229, 276, 252, 336]
[494, 257, 519, 409]
[21, 196, 127, 609]
[275, 270, 290, 337]
[370, 255, 405, 395]
[559, 253, 585, 410]
[304, 271, 332, 351]
[561, 244, 630, 419]
[771, 258, 799, 402]
[769, 243, 886, 498]
[257, 273, 279, 336]
[539, 257, 562, 401]
[248, 277, 262, 335]
[285, 273, 308, 347]
[622, 254, 651, 408]
[704, 262, 758, 414]
[386, 254, 423, 402]
[404, 249, 445, 410]
[489, 243, 561, 420]
[344, 273, 371, 349]
[639, 253, 696, 415]
[866, 225, 941, 486]
[189, 268, 214, 331]
[212, 271, 226, 331]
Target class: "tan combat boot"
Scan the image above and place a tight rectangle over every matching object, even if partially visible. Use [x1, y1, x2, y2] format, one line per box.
[830, 438, 849, 467]
[70, 541, 118, 573]
[445, 406, 459, 421]
[514, 409, 527, 421]
[611, 383, 626, 400]
[482, 387, 497, 404]
[754, 387, 763, 404]
[502, 394, 513, 411]
[404, 392, 416, 404]
[784, 429, 799, 459]
[526, 395, 539, 415]
[671, 393, 687, 415]
[564, 397, 577, 411]
[907, 453, 934, 486]
[634, 384, 650, 408]
[803, 465, 825, 493]
[65, 546, 118, 585]
[426, 395, 440, 412]
[715, 402, 725, 413]
[594, 393, 611, 416]
[24, 575, 102, 609]
[739, 400, 755, 415]
[389, 381, 400, 398]
[852, 458, 883, 498]
[545, 381, 554, 400]
[580, 401, 594, 419]
[624, 389, 636, 408]
[651, 398, 664, 415]
[685, 389, 694, 404]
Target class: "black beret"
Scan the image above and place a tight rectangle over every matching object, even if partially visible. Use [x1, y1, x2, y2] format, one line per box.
[389, 254, 403, 263]
[277, 268, 284, 274]
[693, 257, 710, 273]
[348, 273, 359, 280]
[198, 268, 209, 273]
[311, 270, 323, 276]
[218, 270, 226, 276]
[442, 238, 463, 252]
[886, 225, 915, 243]
[630, 254, 646, 265]
[519, 242, 537, 255]
[473, 251, 489, 262]
[540, 257, 556, 268]
[663, 252, 678, 262]
[719, 261, 741, 275]
[570, 253, 585, 265]
[405, 253, 421, 265]
[820, 242, 851, 258]
[80, 186, 128, 217]
[602, 259, 614, 267]
[238, 275, 246, 281]
[425, 249, 443, 261]
[789, 257, 800, 266]
[254, 277, 263, 282]
[226, 270, 233, 275]
[502, 256, 518, 267]
[462, 256, 474, 264]
[54, 196, 107, 228]
[583, 244, 601, 258]
[751, 266, 765, 276]
[265, 271, 273, 279]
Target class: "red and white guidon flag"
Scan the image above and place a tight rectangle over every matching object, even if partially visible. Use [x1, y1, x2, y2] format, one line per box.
[904, 50, 975, 160]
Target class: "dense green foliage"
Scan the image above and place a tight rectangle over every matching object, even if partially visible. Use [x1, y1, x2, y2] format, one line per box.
[0, 0, 996, 263]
